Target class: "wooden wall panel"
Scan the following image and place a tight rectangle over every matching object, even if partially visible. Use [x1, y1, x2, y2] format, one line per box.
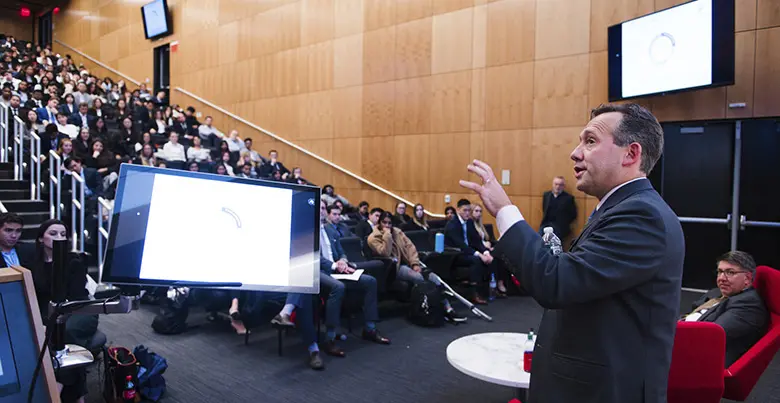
[0, 9, 34, 41]
[54, 0, 780, 228]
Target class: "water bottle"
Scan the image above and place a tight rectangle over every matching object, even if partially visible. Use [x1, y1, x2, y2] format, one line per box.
[542, 227, 563, 255]
[523, 329, 535, 373]
[434, 232, 445, 253]
[489, 273, 497, 301]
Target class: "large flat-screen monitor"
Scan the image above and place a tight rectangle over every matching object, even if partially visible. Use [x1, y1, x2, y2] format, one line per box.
[141, 0, 173, 40]
[102, 164, 321, 294]
[607, 0, 734, 101]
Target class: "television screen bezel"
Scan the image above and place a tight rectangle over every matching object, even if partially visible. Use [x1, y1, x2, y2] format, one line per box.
[141, 0, 173, 41]
[607, 0, 735, 102]
[101, 164, 322, 293]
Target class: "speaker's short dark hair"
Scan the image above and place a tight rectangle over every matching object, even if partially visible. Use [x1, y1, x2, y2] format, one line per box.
[369, 207, 383, 215]
[457, 199, 471, 208]
[717, 251, 757, 276]
[326, 204, 341, 214]
[590, 103, 664, 174]
[0, 212, 23, 228]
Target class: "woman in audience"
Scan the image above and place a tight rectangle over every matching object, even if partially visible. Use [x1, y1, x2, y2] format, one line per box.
[163, 106, 175, 126]
[444, 206, 456, 221]
[30, 219, 100, 403]
[133, 144, 157, 167]
[186, 136, 211, 163]
[100, 77, 114, 93]
[215, 163, 228, 176]
[86, 139, 118, 189]
[188, 161, 201, 172]
[403, 204, 429, 231]
[25, 109, 44, 134]
[218, 151, 236, 176]
[57, 139, 75, 170]
[392, 202, 412, 227]
[59, 92, 77, 116]
[90, 117, 108, 140]
[134, 132, 155, 154]
[72, 127, 92, 158]
[471, 204, 506, 295]
[150, 109, 167, 135]
[212, 140, 230, 162]
[89, 97, 106, 119]
[114, 98, 129, 121]
[162, 132, 186, 163]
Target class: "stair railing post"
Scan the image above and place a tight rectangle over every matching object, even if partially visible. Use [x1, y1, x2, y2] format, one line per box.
[48, 150, 61, 219]
[0, 105, 7, 163]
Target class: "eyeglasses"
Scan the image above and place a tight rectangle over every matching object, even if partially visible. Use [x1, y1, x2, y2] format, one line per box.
[716, 269, 748, 278]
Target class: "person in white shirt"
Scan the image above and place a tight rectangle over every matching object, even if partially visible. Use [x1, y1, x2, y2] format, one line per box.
[186, 136, 211, 163]
[162, 133, 186, 162]
[197, 116, 223, 146]
[243, 137, 266, 164]
[55, 113, 79, 139]
[225, 129, 245, 153]
[218, 151, 235, 176]
[72, 82, 93, 107]
[0, 71, 20, 90]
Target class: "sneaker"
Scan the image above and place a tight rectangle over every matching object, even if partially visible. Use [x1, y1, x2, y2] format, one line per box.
[270, 314, 295, 327]
[445, 309, 468, 324]
[309, 351, 325, 370]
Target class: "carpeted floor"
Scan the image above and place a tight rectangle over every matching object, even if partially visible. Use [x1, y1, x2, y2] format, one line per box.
[83, 292, 780, 403]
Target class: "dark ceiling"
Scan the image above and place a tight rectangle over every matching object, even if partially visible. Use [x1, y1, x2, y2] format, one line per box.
[1, 0, 68, 13]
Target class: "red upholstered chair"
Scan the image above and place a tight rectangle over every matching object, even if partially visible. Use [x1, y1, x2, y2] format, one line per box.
[667, 322, 726, 403]
[723, 265, 780, 400]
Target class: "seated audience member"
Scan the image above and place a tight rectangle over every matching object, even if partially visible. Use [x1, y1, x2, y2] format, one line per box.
[68, 102, 95, 128]
[41, 123, 68, 159]
[243, 137, 266, 164]
[134, 132, 156, 154]
[218, 151, 236, 176]
[198, 116, 223, 146]
[237, 163, 256, 179]
[116, 117, 138, 152]
[31, 219, 104, 403]
[318, 201, 390, 357]
[472, 204, 494, 250]
[186, 136, 211, 163]
[444, 199, 496, 304]
[321, 184, 349, 208]
[188, 161, 200, 172]
[0, 212, 34, 268]
[162, 133, 186, 162]
[133, 144, 158, 167]
[444, 206, 456, 221]
[150, 109, 168, 135]
[55, 112, 78, 139]
[285, 167, 311, 185]
[25, 109, 44, 135]
[225, 130, 245, 153]
[152, 90, 166, 107]
[214, 163, 229, 176]
[72, 127, 92, 158]
[85, 139, 118, 189]
[325, 204, 352, 238]
[270, 169, 283, 181]
[212, 140, 231, 162]
[59, 93, 77, 116]
[90, 117, 108, 139]
[65, 157, 104, 198]
[392, 202, 412, 227]
[171, 113, 195, 143]
[114, 98, 130, 121]
[402, 203, 429, 232]
[90, 97, 107, 119]
[683, 251, 769, 367]
[57, 138, 75, 163]
[184, 106, 200, 130]
[37, 96, 59, 124]
[235, 150, 256, 171]
[259, 149, 289, 178]
[368, 212, 465, 322]
[350, 201, 370, 222]
[355, 208, 382, 239]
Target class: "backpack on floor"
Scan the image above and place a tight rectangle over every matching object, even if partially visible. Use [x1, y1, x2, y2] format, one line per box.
[102, 346, 140, 403]
[152, 287, 190, 335]
[133, 345, 168, 402]
[408, 280, 445, 327]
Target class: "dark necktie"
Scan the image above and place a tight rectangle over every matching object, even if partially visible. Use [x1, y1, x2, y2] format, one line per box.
[12, 108, 17, 116]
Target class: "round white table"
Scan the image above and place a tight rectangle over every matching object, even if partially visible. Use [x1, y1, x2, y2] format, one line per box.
[446, 332, 533, 400]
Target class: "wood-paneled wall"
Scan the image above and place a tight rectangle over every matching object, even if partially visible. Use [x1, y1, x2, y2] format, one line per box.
[1, 8, 34, 41]
[54, 0, 780, 233]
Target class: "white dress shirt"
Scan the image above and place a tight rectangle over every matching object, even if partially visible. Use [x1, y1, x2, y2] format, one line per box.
[320, 225, 340, 271]
[162, 142, 186, 162]
[496, 177, 647, 237]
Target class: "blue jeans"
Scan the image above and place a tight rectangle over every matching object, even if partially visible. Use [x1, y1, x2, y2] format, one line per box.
[319, 271, 379, 328]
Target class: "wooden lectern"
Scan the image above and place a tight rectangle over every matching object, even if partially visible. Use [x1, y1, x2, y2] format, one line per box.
[0, 266, 60, 403]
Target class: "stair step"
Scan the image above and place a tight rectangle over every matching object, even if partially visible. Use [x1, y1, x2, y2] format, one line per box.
[0, 179, 30, 190]
[0, 189, 31, 199]
[16, 211, 50, 225]
[0, 200, 49, 213]
[0, 171, 14, 180]
[0, 162, 13, 170]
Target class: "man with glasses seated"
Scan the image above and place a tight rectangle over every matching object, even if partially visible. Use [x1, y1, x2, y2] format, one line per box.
[683, 251, 769, 367]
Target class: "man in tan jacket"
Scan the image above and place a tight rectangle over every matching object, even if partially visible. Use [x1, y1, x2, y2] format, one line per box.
[368, 211, 466, 323]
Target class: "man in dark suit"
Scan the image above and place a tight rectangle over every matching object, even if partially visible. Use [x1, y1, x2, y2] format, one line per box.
[36, 97, 59, 124]
[539, 176, 577, 239]
[444, 198, 494, 304]
[0, 212, 35, 268]
[259, 149, 290, 178]
[355, 207, 382, 239]
[461, 103, 684, 403]
[318, 201, 390, 358]
[684, 251, 769, 367]
[67, 102, 96, 129]
[64, 156, 104, 199]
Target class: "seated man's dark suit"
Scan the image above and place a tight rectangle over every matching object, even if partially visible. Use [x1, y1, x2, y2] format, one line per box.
[692, 287, 769, 367]
[494, 179, 684, 403]
[1, 242, 35, 268]
[319, 224, 379, 330]
[539, 190, 577, 239]
[354, 220, 374, 240]
[444, 216, 492, 284]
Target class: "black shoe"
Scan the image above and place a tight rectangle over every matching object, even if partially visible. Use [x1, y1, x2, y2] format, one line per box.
[271, 314, 295, 327]
[362, 329, 391, 345]
[309, 351, 325, 370]
[323, 341, 346, 357]
[445, 309, 467, 324]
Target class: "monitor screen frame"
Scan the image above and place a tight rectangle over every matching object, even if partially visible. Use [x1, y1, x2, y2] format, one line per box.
[607, 0, 735, 102]
[141, 0, 173, 41]
[101, 164, 322, 293]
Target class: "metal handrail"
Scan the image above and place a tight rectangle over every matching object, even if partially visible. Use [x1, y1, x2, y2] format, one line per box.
[13, 116, 24, 180]
[0, 105, 7, 163]
[29, 131, 41, 200]
[48, 150, 62, 219]
[97, 197, 113, 283]
[71, 172, 86, 253]
[52, 39, 444, 218]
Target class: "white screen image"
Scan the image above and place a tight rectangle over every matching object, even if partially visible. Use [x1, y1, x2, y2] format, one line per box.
[138, 174, 294, 287]
[143, 0, 169, 38]
[621, 0, 712, 98]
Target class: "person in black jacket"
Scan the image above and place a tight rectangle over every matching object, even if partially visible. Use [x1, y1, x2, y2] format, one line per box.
[683, 251, 769, 367]
[0, 212, 35, 268]
[355, 208, 382, 239]
[392, 202, 412, 227]
[538, 176, 577, 240]
[444, 199, 494, 304]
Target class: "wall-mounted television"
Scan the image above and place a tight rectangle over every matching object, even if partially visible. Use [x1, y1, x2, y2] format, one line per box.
[607, 0, 734, 101]
[141, 0, 173, 40]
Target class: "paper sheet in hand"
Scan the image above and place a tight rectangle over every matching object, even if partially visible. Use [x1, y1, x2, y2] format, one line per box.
[331, 269, 364, 281]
